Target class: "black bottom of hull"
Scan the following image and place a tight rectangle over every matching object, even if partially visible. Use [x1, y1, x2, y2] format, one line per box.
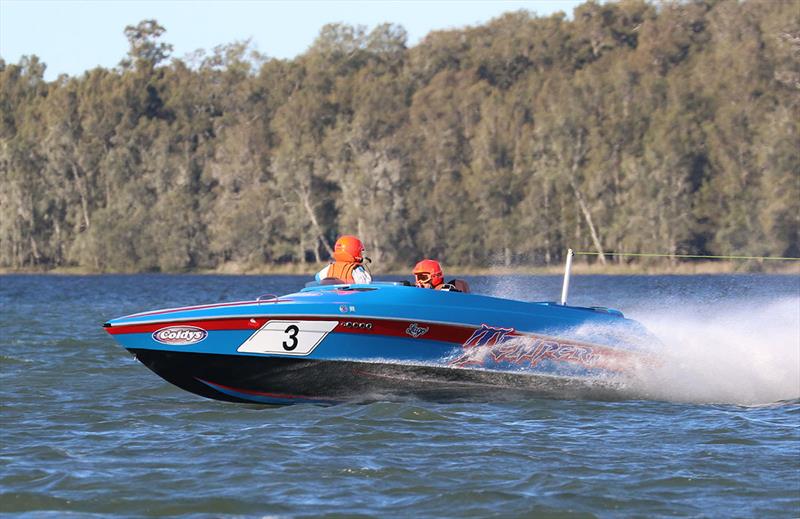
[129, 349, 632, 405]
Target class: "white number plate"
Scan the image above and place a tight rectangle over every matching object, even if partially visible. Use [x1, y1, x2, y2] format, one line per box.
[237, 320, 339, 356]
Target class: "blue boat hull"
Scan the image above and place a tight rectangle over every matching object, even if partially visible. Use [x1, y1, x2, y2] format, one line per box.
[105, 283, 656, 404]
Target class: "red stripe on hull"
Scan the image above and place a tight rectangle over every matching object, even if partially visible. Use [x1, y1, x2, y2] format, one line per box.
[105, 315, 476, 344]
[105, 317, 267, 335]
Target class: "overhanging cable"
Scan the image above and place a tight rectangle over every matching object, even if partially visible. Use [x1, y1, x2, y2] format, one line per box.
[572, 251, 800, 261]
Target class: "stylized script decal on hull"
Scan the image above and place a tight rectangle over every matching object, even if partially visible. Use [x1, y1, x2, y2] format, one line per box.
[450, 324, 607, 370]
[152, 326, 208, 345]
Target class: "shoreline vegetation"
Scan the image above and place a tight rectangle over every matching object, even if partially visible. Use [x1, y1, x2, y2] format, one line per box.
[2, 0, 797, 273]
[2, 260, 798, 276]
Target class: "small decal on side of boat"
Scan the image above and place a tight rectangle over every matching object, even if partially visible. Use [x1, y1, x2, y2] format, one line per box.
[342, 321, 373, 330]
[405, 323, 429, 338]
[152, 326, 208, 345]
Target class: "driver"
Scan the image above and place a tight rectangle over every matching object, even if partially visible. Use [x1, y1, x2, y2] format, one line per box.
[315, 235, 372, 284]
[412, 259, 469, 292]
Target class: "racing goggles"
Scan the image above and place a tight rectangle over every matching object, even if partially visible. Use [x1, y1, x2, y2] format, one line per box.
[414, 272, 433, 283]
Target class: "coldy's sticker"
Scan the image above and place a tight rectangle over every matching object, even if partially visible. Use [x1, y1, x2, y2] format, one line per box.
[152, 326, 208, 345]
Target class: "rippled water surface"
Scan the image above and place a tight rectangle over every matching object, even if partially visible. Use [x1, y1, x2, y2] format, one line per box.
[2, 274, 799, 517]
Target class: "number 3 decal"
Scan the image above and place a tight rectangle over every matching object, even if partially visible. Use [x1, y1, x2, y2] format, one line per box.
[237, 320, 339, 356]
[283, 324, 299, 351]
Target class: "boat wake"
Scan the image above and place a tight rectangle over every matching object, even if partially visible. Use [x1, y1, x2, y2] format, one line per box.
[480, 277, 799, 405]
[626, 297, 800, 405]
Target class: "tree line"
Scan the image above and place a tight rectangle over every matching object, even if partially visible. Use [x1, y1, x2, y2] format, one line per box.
[1, 0, 797, 272]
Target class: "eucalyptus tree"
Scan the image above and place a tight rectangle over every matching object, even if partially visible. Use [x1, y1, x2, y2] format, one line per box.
[0, 56, 49, 268]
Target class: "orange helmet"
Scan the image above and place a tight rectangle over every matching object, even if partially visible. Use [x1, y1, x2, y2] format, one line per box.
[413, 259, 444, 288]
[333, 235, 365, 263]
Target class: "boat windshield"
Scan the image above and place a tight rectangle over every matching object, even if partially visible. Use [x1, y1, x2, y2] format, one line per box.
[303, 280, 411, 289]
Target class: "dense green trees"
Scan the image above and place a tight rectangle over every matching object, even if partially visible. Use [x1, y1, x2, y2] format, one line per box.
[0, 0, 797, 272]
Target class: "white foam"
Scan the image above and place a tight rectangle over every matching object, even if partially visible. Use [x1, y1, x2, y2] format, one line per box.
[628, 298, 800, 405]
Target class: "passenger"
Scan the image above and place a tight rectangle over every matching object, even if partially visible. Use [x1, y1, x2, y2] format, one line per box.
[412, 259, 470, 293]
[315, 235, 372, 284]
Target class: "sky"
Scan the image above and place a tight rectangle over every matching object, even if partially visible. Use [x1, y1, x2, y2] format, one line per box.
[1, 0, 585, 80]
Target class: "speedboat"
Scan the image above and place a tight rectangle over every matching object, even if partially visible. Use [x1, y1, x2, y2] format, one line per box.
[103, 278, 658, 405]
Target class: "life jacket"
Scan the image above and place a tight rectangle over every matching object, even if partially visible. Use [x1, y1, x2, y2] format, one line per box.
[435, 279, 470, 293]
[325, 261, 359, 283]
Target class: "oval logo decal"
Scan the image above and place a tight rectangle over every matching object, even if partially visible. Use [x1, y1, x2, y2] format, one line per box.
[152, 326, 208, 345]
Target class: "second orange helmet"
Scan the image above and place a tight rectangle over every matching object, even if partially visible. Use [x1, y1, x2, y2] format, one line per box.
[412, 259, 444, 287]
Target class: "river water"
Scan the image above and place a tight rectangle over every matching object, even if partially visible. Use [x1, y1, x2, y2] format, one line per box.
[1, 274, 799, 517]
